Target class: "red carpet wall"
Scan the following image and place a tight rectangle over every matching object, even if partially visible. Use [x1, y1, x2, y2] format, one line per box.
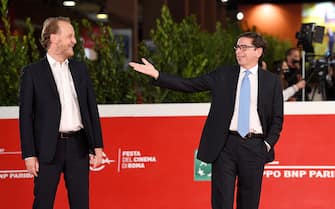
[1, 102, 335, 209]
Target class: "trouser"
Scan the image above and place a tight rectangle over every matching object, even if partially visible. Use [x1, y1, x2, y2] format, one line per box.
[211, 133, 267, 209]
[32, 133, 89, 209]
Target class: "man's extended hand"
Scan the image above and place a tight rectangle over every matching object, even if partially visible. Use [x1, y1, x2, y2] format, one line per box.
[129, 58, 159, 79]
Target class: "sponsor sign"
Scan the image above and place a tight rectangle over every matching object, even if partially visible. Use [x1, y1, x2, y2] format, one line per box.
[0, 103, 335, 209]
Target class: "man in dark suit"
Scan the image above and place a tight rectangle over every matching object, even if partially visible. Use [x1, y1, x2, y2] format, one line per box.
[19, 17, 104, 209]
[129, 32, 283, 209]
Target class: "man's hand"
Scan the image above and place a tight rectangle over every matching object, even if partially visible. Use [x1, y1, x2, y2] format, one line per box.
[25, 157, 39, 177]
[90, 148, 104, 168]
[129, 58, 159, 79]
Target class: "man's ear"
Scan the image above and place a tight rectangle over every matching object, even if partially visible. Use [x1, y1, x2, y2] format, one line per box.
[50, 34, 57, 44]
[256, 48, 263, 58]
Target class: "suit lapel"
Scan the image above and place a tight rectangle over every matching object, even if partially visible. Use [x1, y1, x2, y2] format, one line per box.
[231, 66, 240, 107]
[68, 60, 82, 101]
[257, 67, 265, 124]
[42, 57, 60, 100]
[257, 67, 265, 107]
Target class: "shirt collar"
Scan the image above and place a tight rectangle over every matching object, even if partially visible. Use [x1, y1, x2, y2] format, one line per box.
[46, 53, 69, 67]
[240, 65, 258, 75]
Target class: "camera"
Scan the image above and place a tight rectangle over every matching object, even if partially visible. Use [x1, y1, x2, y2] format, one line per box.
[296, 23, 325, 53]
[308, 59, 328, 81]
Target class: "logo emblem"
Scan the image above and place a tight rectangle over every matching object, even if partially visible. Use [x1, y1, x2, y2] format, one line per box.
[194, 151, 211, 181]
[90, 152, 115, 171]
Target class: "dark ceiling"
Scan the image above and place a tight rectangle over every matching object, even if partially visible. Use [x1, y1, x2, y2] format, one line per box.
[8, 0, 104, 26]
[6, 0, 331, 28]
[235, 0, 329, 3]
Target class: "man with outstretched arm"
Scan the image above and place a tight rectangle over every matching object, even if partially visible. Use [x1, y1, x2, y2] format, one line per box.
[129, 32, 283, 209]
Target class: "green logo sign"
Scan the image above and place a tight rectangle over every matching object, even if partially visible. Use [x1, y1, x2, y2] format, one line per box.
[194, 150, 211, 181]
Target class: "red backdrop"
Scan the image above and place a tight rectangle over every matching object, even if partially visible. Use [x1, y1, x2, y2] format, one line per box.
[0, 103, 335, 209]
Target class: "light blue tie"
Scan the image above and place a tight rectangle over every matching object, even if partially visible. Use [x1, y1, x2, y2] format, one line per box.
[238, 70, 251, 137]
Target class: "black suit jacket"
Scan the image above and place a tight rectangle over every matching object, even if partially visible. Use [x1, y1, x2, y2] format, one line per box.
[153, 65, 283, 163]
[19, 57, 103, 163]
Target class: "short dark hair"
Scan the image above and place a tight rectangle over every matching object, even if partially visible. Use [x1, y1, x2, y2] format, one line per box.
[238, 32, 267, 64]
[285, 47, 299, 58]
[40, 17, 71, 50]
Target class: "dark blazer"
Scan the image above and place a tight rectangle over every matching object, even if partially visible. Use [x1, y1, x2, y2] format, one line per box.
[153, 65, 283, 163]
[19, 57, 103, 163]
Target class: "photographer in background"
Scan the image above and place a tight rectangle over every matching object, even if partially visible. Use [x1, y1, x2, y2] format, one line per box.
[285, 48, 301, 85]
[284, 48, 305, 100]
[272, 60, 306, 101]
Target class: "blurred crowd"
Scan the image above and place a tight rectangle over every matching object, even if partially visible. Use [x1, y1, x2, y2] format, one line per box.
[265, 47, 335, 101]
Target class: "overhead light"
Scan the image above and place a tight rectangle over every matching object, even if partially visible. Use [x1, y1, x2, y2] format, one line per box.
[96, 7, 109, 20]
[236, 12, 244, 21]
[96, 13, 108, 20]
[63, 1, 76, 7]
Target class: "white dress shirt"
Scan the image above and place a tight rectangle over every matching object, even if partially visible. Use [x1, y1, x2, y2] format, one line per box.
[229, 65, 263, 134]
[47, 54, 83, 132]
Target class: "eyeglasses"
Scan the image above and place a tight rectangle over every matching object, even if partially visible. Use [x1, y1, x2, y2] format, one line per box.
[234, 44, 257, 51]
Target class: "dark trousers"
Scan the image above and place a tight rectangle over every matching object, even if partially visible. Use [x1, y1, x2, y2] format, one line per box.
[211, 134, 267, 209]
[32, 133, 89, 209]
